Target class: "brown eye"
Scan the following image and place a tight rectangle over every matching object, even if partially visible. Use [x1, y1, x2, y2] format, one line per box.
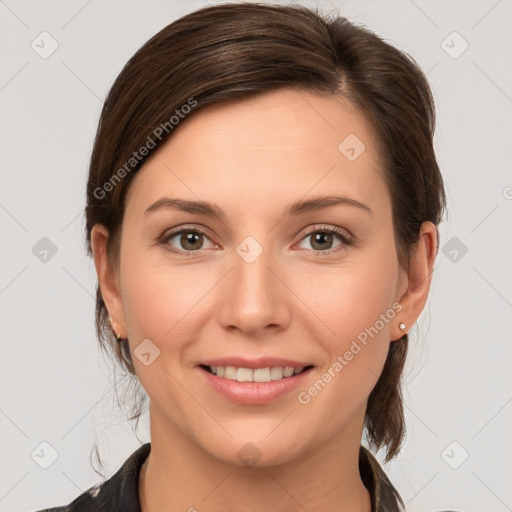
[177, 231, 204, 251]
[296, 226, 352, 254]
[161, 227, 217, 254]
[309, 231, 335, 251]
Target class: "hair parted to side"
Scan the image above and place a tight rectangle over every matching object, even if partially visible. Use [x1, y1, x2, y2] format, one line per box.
[85, 1, 446, 472]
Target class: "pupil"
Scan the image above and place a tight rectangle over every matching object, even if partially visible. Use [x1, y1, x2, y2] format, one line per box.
[313, 232, 332, 250]
[182, 232, 201, 250]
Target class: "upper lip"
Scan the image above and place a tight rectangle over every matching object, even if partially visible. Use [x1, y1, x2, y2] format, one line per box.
[199, 357, 313, 369]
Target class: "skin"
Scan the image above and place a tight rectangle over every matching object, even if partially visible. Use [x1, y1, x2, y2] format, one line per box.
[91, 88, 437, 512]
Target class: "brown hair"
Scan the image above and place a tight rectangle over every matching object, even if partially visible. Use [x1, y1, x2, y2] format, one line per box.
[85, 2, 446, 471]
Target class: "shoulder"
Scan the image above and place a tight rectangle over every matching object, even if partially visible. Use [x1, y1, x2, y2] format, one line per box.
[33, 443, 151, 512]
[359, 445, 405, 512]
[32, 483, 102, 512]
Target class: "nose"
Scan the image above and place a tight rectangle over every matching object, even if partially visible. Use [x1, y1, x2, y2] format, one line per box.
[216, 243, 290, 337]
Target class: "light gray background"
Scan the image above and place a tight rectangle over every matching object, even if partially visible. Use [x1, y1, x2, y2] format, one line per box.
[1, 0, 511, 511]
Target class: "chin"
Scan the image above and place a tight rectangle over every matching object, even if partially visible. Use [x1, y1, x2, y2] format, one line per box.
[200, 434, 307, 469]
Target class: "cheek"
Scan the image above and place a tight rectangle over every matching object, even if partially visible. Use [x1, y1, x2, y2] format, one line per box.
[300, 244, 399, 393]
[118, 240, 200, 343]
[295, 262, 398, 426]
[306, 257, 398, 346]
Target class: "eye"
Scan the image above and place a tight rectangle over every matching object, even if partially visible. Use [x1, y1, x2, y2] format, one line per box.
[295, 225, 353, 254]
[158, 224, 353, 256]
[159, 226, 218, 254]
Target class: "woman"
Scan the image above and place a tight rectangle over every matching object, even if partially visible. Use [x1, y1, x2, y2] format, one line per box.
[36, 2, 446, 511]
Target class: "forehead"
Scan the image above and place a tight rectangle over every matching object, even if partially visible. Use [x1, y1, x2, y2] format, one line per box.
[125, 88, 388, 218]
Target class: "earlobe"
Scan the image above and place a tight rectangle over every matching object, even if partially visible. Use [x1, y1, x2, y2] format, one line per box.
[90, 224, 127, 339]
[392, 221, 438, 341]
[389, 315, 407, 343]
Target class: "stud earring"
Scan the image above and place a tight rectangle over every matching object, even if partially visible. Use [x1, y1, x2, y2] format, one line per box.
[399, 322, 406, 332]
[109, 316, 121, 340]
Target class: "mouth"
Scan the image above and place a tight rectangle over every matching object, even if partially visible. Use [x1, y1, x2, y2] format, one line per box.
[199, 364, 314, 383]
[196, 359, 315, 404]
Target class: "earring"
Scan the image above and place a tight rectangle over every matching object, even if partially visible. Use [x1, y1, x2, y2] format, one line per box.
[399, 322, 406, 332]
[109, 316, 121, 340]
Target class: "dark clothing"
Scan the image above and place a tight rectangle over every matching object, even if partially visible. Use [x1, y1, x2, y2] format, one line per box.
[34, 442, 405, 511]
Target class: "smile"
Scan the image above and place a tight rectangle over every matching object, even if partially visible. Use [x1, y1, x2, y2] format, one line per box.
[201, 364, 313, 382]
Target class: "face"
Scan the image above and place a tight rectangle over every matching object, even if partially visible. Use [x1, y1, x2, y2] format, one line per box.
[98, 88, 412, 467]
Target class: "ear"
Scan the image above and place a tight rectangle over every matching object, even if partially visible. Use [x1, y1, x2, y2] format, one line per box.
[391, 221, 438, 341]
[90, 224, 127, 339]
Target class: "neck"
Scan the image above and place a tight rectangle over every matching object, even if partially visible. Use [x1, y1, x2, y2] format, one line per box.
[139, 405, 371, 512]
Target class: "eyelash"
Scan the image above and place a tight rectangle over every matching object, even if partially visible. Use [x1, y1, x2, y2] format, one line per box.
[157, 224, 354, 256]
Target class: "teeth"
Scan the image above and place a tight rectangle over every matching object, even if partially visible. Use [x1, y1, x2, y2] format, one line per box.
[236, 367, 253, 382]
[253, 367, 270, 382]
[207, 365, 308, 382]
[224, 366, 237, 380]
[283, 367, 294, 377]
[270, 367, 284, 380]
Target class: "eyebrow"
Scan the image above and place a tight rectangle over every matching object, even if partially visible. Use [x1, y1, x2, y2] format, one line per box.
[143, 195, 372, 219]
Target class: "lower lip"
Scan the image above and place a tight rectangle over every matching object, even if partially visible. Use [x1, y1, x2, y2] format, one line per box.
[197, 366, 313, 405]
